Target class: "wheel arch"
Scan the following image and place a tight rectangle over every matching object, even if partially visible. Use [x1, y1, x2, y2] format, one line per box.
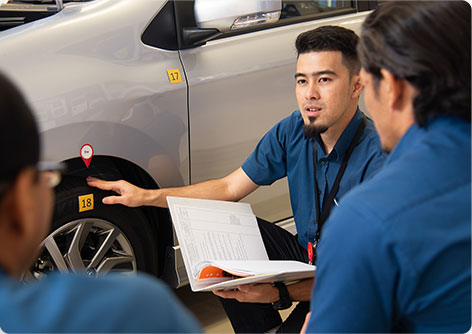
[40, 120, 188, 188]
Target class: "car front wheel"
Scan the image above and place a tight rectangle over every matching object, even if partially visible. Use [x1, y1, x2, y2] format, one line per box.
[25, 175, 158, 280]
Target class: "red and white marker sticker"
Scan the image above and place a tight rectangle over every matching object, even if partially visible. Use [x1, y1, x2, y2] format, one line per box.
[80, 144, 94, 168]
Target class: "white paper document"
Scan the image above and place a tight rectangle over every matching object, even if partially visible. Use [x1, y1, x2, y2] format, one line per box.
[167, 197, 315, 292]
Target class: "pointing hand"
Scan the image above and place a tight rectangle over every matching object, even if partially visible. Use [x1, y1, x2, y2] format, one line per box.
[86, 177, 147, 208]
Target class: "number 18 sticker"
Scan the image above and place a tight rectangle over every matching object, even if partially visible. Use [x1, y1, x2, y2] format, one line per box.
[79, 194, 94, 212]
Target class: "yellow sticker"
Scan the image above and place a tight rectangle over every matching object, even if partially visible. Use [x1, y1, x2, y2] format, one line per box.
[78, 194, 94, 212]
[167, 69, 183, 84]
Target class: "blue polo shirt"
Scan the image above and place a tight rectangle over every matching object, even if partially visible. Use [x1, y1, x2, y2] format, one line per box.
[307, 116, 471, 332]
[0, 270, 201, 333]
[242, 109, 386, 249]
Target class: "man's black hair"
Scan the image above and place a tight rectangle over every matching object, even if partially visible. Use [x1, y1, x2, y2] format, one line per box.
[0, 72, 40, 184]
[358, 1, 471, 126]
[295, 25, 361, 76]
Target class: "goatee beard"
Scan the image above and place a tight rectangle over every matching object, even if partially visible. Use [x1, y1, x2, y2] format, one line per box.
[303, 117, 328, 139]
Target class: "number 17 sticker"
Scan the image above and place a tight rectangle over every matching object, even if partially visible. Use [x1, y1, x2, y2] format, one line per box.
[167, 69, 183, 84]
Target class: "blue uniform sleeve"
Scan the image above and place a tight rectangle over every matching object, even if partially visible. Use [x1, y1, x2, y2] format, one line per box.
[242, 120, 288, 185]
[306, 200, 397, 333]
[131, 275, 202, 333]
[96, 274, 203, 333]
[6, 273, 203, 333]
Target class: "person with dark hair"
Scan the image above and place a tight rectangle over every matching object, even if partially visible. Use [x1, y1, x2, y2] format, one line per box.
[87, 25, 386, 332]
[0, 72, 202, 333]
[303, 1, 471, 332]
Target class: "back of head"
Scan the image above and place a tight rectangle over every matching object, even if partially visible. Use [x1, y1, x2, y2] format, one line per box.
[295, 25, 361, 76]
[358, 1, 471, 126]
[0, 73, 39, 194]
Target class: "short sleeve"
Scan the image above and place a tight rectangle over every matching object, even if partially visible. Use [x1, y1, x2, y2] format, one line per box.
[242, 119, 289, 185]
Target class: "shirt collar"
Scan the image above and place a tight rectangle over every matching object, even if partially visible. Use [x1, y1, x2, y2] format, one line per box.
[386, 123, 421, 165]
[385, 117, 455, 165]
[316, 108, 364, 161]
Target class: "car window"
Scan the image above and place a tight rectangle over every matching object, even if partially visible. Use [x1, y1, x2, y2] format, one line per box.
[0, 0, 94, 31]
[205, 0, 358, 44]
[280, 0, 355, 20]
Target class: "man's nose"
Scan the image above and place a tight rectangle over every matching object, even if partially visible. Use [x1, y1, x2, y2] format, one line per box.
[305, 82, 320, 100]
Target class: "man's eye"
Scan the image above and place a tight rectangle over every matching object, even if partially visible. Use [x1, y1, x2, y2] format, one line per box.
[319, 77, 331, 83]
[297, 79, 306, 85]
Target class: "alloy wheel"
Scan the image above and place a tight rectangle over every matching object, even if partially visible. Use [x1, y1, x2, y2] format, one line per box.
[24, 218, 137, 280]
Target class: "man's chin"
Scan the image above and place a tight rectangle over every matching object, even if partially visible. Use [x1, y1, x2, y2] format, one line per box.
[303, 123, 328, 139]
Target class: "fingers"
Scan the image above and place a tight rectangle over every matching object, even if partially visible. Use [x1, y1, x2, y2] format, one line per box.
[236, 284, 255, 293]
[86, 177, 118, 191]
[301, 312, 312, 334]
[212, 284, 271, 303]
[86, 177, 126, 205]
[102, 195, 124, 205]
[212, 289, 239, 299]
[86, 177, 145, 207]
[212, 288, 249, 302]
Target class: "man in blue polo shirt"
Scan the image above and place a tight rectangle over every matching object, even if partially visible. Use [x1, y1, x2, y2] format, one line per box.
[88, 26, 386, 332]
[0, 72, 201, 333]
[303, 1, 471, 333]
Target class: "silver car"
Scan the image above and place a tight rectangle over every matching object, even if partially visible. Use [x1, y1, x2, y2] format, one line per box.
[0, 0, 377, 287]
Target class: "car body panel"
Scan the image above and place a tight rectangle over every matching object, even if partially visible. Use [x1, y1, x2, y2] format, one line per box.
[0, 0, 190, 188]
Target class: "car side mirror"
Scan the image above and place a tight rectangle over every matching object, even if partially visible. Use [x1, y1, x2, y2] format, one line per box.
[56, 0, 64, 10]
[194, 0, 282, 32]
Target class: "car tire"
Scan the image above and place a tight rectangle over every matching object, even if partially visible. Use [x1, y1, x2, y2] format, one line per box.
[27, 175, 159, 280]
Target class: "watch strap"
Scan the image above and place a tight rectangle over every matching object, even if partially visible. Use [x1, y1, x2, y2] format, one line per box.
[272, 282, 292, 310]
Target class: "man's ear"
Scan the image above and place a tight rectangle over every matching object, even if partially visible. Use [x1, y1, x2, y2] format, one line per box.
[380, 68, 417, 135]
[351, 75, 363, 99]
[380, 69, 406, 112]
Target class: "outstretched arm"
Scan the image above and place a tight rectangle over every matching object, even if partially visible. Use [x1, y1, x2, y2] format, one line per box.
[86, 167, 259, 208]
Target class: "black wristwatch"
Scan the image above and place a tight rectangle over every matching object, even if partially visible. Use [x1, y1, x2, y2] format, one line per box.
[272, 282, 292, 310]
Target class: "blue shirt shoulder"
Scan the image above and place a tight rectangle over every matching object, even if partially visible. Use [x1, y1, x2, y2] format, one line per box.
[308, 117, 471, 333]
[0, 272, 201, 333]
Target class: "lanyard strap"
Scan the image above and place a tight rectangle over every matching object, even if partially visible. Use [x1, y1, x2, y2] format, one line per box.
[312, 115, 366, 246]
